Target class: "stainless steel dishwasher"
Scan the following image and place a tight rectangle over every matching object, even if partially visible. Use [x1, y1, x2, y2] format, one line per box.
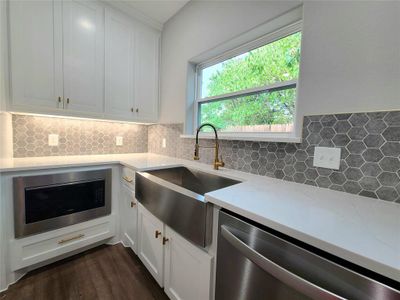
[215, 210, 400, 300]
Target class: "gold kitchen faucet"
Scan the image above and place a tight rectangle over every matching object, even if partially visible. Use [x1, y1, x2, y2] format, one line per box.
[194, 123, 225, 170]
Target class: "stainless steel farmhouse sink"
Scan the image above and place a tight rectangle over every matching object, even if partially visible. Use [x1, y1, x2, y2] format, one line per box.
[135, 166, 241, 247]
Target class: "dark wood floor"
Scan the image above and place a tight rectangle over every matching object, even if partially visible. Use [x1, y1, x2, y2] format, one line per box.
[1, 244, 169, 300]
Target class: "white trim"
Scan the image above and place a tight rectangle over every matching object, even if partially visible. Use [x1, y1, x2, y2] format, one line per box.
[184, 6, 304, 142]
[197, 21, 302, 70]
[100, 1, 163, 31]
[180, 133, 301, 144]
[193, 31, 301, 141]
[190, 5, 303, 65]
[198, 80, 297, 103]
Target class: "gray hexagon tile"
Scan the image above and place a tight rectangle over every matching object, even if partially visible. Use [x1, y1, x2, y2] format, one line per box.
[13, 114, 148, 157]
[383, 127, 400, 141]
[363, 134, 385, 148]
[14, 111, 400, 203]
[348, 127, 368, 140]
[149, 111, 400, 203]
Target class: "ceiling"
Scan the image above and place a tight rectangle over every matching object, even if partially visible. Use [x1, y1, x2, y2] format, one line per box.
[105, 0, 190, 29]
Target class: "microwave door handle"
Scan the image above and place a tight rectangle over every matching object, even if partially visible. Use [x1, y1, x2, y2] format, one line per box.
[221, 225, 346, 300]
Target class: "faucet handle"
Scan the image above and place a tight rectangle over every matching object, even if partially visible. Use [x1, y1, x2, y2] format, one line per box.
[194, 143, 200, 160]
[219, 155, 225, 167]
[214, 155, 225, 170]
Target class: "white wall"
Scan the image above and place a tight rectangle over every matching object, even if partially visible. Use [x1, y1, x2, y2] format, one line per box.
[159, 1, 400, 124]
[0, 0, 8, 112]
[0, 1, 9, 291]
[297, 1, 400, 117]
[159, 0, 301, 123]
[0, 0, 12, 162]
[0, 112, 13, 160]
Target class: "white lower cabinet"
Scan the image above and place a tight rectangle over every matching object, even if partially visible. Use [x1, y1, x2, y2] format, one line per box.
[137, 204, 213, 299]
[138, 203, 165, 286]
[164, 226, 213, 300]
[121, 184, 138, 253]
[9, 215, 116, 271]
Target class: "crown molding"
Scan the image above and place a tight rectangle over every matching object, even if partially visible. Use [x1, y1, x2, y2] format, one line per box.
[101, 1, 163, 31]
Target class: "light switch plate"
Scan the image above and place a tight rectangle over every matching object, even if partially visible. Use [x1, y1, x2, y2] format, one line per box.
[162, 138, 166, 148]
[313, 147, 341, 170]
[48, 134, 59, 146]
[116, 136, 123, 146]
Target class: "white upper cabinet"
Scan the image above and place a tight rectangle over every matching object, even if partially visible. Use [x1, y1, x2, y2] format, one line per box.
[104, 10, 135, 119]
[8, 1, 160, 123]
[105, 10, 160, 122]
[134, 26, 160, 122]
[62, 0, 105, 113]
[9, 0, 63, 110]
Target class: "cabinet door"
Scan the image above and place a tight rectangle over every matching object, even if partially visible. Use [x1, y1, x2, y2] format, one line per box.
[164, 226, 213, 300]
[134, 27, 160, 122]
[62, 0, 104, 113]
[9, 0, 63, 110]
[104, 10, 135, 120]
[121, 184, 138, 253]
[137, 203, 164, 286]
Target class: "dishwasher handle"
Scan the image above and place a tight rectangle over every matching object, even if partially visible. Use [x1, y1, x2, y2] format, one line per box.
[221, 225, 346, 300]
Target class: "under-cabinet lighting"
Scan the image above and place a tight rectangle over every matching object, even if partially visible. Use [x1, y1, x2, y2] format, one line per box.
[79, 19, 94, 31]
[9, 112, 155, 126]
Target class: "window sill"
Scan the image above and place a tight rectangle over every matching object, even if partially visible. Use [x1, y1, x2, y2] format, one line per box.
[180, 133, 302, 143]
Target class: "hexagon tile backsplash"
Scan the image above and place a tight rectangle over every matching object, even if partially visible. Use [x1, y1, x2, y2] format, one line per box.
[13, 114, 148, 157]
[12, 111, 400, 202]
[148, 111, 400, 203]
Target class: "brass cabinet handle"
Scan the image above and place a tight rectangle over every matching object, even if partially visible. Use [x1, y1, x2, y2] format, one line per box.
[155, 230, 161, 239]
[130, 201, 136, 207]
[162, 237, 169, 245]
[122, 176, 133, 183]
[58, 234, 85, 245]
[58, 96, 63, 109]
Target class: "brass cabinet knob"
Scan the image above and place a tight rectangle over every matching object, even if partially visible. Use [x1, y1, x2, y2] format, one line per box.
[58, 96, 62, 103]
[136, 108, 139, 113]
[162, 237, 169, 245]
[66, 98, 70, 105]
[131, 108, 134, 112]
[130, 201, 136, 207]
[155, 230, 161, 239]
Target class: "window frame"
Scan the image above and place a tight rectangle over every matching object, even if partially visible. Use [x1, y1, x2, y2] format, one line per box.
[193, 21, 303, 142]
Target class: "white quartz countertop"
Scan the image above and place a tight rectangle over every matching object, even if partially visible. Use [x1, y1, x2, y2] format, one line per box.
[0, 153, 180, 172]
[1, 153, 399, 282]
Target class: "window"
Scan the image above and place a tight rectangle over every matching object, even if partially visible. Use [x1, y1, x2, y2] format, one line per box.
[195, 25, 302, 136]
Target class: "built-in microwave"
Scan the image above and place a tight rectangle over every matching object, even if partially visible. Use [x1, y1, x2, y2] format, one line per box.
[13, 169, 112, 238]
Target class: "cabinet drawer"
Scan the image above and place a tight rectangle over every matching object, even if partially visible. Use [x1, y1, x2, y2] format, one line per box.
[10, 215, 116, 271]
[121, 167, 135, 189]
